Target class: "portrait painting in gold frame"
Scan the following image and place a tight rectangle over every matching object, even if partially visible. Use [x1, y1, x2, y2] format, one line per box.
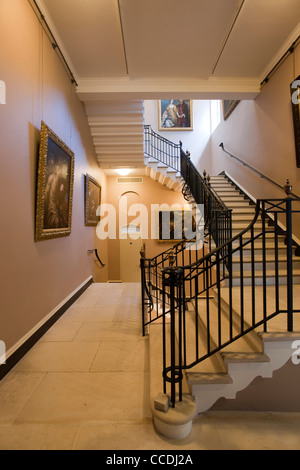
[158, 100, 193, 131]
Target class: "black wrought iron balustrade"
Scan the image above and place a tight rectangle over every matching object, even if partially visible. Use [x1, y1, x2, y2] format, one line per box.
[141, 126, 233, 337]
[160, 198, 300, 407]
[141, 236, 205, 337]
[144, 125, 181, 172]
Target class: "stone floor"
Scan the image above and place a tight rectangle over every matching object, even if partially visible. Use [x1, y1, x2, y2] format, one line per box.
[0, 282, 300, 450]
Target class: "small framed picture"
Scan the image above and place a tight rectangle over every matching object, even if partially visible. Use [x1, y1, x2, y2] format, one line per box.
[84, 174, 101, 226]
[158, 100, 193, 130]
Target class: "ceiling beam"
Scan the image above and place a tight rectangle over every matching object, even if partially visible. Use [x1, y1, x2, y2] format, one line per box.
[77, 76, 261, 101]
[211, 0, 246, 75]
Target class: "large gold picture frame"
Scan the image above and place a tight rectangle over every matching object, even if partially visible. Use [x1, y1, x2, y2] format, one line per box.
[35, 121, 75, 241]
[291, 76, 300, 168]
[84, 174, 101, 226]
[158, 100, 193, 131]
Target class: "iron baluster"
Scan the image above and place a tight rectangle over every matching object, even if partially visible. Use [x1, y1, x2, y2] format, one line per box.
[286, 198, 294, 332]
[262, 201, 267, 332]
[274, 211, 280, 313]
[251, 224, 256, 327]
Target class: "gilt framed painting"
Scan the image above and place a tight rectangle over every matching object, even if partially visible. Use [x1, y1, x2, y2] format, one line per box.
[35, 121, 75, 241]
[291, 76, 300, 168]
[158, 100, 193, 130]
[84, 174, 101, 226]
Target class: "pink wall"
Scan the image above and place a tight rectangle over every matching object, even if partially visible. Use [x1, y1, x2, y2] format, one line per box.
[0, 0, 108, 352]
[105, 175, 188, 280]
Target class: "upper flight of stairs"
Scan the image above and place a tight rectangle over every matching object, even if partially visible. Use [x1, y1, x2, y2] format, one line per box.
[209, 174, 300, 286]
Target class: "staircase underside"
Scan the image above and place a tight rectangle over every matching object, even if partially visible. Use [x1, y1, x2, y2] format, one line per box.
[144, 161, 182, 192]
[85, 100, 145, 169]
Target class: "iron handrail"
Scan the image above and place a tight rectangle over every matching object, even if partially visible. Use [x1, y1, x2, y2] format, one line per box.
[219, 143, 299, 198]
[180, 147, 230, 211]
[144, 125, 181, 172]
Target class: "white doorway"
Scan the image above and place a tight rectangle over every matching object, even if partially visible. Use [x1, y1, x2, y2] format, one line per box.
[120, 224, 142, 282]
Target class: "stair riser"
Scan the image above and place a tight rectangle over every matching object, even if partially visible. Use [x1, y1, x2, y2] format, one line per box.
[232, 260, 300, 271]
[220, 197, 249, 202]
[230, 276, 300, 286]
[231, 209, 256, 215]
[231, 231, 283, 239]
[232, 243, 289, 252]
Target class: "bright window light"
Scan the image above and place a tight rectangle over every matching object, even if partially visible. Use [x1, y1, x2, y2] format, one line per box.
[210, 100, 221, 134]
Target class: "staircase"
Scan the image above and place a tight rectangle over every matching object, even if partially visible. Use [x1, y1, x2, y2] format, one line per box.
[209, 174, 300, 287]
[141, 129, 300, 439]
[185, 173, 300, 413]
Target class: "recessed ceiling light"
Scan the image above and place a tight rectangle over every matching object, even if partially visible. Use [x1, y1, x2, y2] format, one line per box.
[117, 169, 131, 176]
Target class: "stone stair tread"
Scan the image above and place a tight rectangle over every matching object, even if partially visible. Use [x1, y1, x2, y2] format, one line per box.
[221, 351, 270, 363]
[197, 297, 263, 353]
[217, 284, 300, 331]
[232, 255, 298, 262]
[258, 331, 300, 341]
[232, 231, 282, 239]
[232, 239, 287, 249]
[226, 202, 253, 206]
[231, 213, 256, 219]
[186, 372, 233, 385]
[182, 310, 227, 374]
[221, 196, 248, 201]
[157, 163, 168, 168]
[232, 221, 263, 227]
[231, 208, 256, 213]
[212, 192, 240, 196]
[232, 268, 300, 278]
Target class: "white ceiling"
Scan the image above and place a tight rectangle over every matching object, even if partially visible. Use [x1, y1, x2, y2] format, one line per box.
[38, 0, 300, 100]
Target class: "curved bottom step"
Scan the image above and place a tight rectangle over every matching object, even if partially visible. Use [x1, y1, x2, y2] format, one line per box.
[152, 394, 197, 440]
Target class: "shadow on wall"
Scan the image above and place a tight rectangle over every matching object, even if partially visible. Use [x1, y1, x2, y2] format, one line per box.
[210, 359, 300, 412]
